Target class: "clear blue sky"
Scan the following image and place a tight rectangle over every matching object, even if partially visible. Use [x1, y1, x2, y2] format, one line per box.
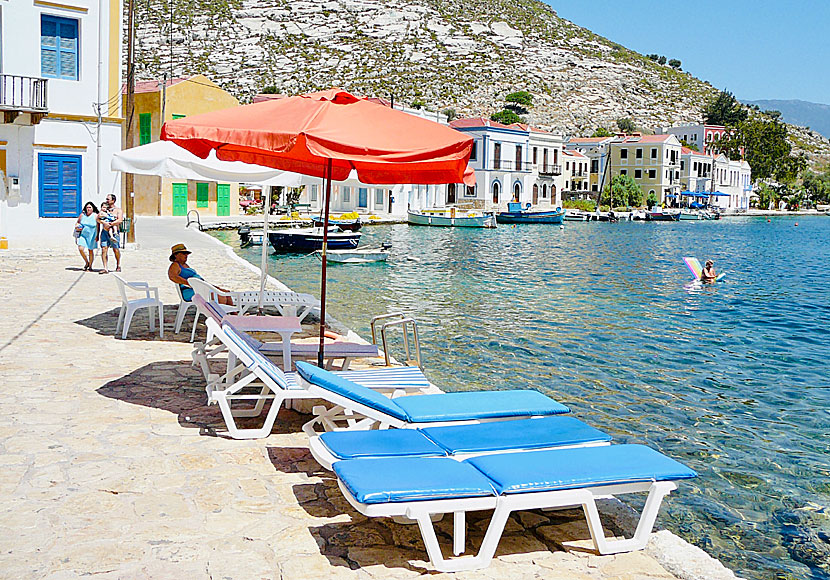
[550, 1, 830, 105]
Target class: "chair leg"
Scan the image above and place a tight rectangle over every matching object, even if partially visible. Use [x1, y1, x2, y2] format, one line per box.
[115, 305, 126, 335]
[174, 303, 188, 333]
[148, 306, 156, 332]
[122, 306, 136, 339]
[190, 312, 201, 343]
[157, 302, 164, 338]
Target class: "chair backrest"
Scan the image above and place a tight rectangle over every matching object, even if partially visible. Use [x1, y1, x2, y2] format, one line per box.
[173, 281, 185, 303]
[192, 294, 224, 324]
[219, 322, 292, 391]
[189, 278, 221, 302]
[295, 361, 408, 422]
[112, 274, 130, 304]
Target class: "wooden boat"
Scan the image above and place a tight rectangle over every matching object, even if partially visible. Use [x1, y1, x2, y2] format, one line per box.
[407, 208, 496, 228]
[311, 216, 362, 231]
[645, 210, 680, 222]
[316, 245, 390, 264]
[496, 203, 564, 224]
[268, 227, 361, 252]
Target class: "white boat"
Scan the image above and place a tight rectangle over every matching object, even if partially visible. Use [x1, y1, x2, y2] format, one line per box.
[316, 246, 389, 264]
[563, 209, 589, 222]
[407, 208, 497, 228]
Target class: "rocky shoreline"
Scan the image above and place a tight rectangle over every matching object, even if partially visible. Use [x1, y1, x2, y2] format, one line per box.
[0, 219, 739, 578]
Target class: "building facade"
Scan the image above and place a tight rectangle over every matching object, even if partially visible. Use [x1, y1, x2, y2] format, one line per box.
[0, 0, 123, 246]
[561, 150, 591, 200]
[607, 134, 683, 204]
[657, 124, 728, 156]
[528, 127, 565, 207]
[127, 75, 240, 216]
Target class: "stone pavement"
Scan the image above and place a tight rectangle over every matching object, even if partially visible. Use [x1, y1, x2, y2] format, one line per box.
[0, 224, 738, 579]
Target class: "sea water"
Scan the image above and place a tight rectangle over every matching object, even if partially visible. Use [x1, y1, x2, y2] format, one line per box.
[211, 216, 830, 580]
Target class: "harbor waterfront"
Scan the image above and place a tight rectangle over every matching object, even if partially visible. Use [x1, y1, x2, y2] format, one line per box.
[212, 216, 830, 580]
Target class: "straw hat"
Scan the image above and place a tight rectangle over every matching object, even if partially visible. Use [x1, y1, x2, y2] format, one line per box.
[169, 243, 192, 262]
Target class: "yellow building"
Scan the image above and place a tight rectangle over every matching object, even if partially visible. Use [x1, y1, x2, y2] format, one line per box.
[124, 75, 241, 216]
[608, 134, 682, 203]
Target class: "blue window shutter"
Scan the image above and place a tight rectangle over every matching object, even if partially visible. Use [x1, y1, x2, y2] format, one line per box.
[39, 154, 82, 217]
[41, 15, 78, 80]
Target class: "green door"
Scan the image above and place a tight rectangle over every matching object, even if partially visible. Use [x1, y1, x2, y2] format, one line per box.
[217, 183, 230, 216]
[172, 182, 187, 216]
[196, 182, 209, 209]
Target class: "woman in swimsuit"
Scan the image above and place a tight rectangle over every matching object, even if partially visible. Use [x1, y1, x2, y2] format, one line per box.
[701, 259, 717, 282]
[167, 243, 234, 304]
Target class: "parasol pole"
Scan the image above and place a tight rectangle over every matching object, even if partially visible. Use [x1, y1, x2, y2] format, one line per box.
[318, 158, 333, 367]
[258, 186, 269, 313]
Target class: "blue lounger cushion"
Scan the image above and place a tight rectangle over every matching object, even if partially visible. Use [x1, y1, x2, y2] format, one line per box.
[335, 445, 697, 505]
[334, 456, 497, 504]
[394, 390, 569, 423]
[421, 416, 610, 454]
[319, 416, 611, 460]
[296, 361, 569, 423]
[467, 444, 698, 495]
[296, 361, 409, 421]
[321, 429, 447, 460]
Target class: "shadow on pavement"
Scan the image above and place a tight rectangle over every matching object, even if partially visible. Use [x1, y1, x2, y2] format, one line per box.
[75, 307, 204, 343]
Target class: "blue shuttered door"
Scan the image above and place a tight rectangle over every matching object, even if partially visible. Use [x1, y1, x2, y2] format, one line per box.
[39, 154, 81, 217]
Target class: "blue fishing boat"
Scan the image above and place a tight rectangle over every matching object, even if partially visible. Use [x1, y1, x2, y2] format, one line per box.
[496, 203, 565, 224]
[268, 227, 361, 252]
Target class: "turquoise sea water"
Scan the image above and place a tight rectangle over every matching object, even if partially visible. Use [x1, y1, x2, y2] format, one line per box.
[211, 216, 830, 580]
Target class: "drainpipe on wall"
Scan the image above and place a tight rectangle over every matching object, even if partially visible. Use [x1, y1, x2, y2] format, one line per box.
[96, 0, 104, 199]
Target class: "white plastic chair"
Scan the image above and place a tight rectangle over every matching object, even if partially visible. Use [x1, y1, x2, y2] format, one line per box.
[188, 278, 240, 342]
[173, 283, 198, 335]
[112, 274, 164, 339]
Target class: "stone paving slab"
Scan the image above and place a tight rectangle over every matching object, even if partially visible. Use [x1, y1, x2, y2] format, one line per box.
[0, 232, 738, 579]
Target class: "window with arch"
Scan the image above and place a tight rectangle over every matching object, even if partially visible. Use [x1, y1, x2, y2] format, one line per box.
[513, 182, 521, 202]
[492, 181, 500, 204]
[542, 183, 548, 198]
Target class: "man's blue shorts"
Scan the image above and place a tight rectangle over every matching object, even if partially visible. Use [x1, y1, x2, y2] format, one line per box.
[100, 228, 121, 249]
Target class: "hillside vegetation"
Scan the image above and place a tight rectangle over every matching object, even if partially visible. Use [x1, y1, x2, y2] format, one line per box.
[133, 0, 829, 162]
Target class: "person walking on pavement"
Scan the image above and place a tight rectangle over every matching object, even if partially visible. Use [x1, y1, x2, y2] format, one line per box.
[98, 193, 123, 272]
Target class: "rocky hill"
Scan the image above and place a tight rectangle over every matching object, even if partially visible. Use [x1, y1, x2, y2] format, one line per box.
[133, 0, 829, 163]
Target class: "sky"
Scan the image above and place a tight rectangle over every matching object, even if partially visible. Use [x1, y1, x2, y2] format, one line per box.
[550, 1, 830, 105]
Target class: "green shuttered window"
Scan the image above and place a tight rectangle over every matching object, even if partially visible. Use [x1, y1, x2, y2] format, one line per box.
[196, 182, 209, 208]
[139, 113, 152, 145]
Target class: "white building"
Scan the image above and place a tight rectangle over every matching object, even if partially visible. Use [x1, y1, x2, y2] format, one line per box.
[0, 0, 123, 247]
[561, 150, 591, 199]
[656, 124, 728, 156]
[528, 127, 565, 206]
[680, 147, 713, 193]
[711, 155, 751, 211]
[449, 118, 535, 210]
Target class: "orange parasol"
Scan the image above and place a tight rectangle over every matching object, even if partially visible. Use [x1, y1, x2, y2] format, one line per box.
[161, 88, 474, 366]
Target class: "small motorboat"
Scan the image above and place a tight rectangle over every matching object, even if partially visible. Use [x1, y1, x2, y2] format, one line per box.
[316, 244, 391, 264]
[268, 227, 361, 252]
[238, 225, 264, 247]
[496, 202, 565, 224]
[563, 209, 589, 222]
[645, 210, 680, 222]
[407, 208, 497, 228]
[311, 215, 362, 231]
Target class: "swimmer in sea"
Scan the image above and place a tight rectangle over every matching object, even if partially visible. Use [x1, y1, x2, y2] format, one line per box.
[701, 259, 717, 282]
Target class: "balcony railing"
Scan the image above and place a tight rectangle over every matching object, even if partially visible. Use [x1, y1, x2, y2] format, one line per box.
[489, 159, 529, 172]
[0, 75, 48, 119]
[538, 164, 562, 176]
[571, 171, 588, 179]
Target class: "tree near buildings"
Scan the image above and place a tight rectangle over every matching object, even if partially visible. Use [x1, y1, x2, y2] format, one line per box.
[491, 109, 523, 125]
[703, 90, 748, 126]
[802, 168, 830, 203]
[718, 117, 806, 182]
[492, 90, 533, 125]
[604, 174, 643, 207]
[616, 117, 636, 133]
[591, 127, 613, 137]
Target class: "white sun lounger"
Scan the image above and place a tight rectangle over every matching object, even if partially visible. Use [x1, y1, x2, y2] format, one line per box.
[295, 361, 570, 435]
[206, 321, 570, 439]
[332, 444, 696, 572]
[190, 295, 379, 380]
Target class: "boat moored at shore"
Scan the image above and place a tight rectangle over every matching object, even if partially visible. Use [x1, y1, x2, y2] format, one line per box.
[496, 203, 565, 224]
[268, 227, 361, 252]
[407, 208, 497, 228]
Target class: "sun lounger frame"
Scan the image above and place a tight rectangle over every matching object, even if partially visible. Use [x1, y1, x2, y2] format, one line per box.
[338, 478, 677, 572]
